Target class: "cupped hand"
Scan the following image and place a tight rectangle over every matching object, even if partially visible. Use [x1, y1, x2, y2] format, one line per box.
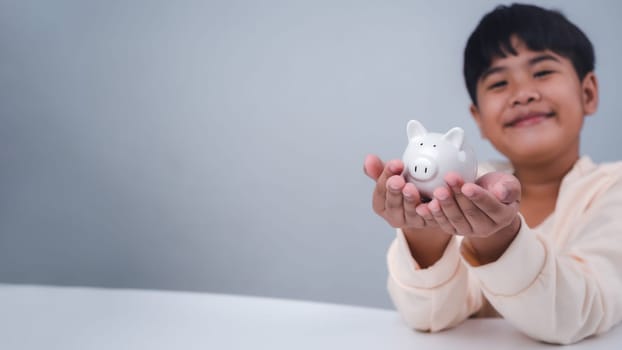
[418, 171, 521, 238]
[364, 154, 437, 229]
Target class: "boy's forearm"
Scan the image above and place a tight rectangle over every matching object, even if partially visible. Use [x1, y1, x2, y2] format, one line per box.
[402, 227, 453, 268]
[463, 216, 522, 265]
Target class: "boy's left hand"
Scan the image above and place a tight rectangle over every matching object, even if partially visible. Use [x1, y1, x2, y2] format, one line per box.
[416, 171, 521, 238]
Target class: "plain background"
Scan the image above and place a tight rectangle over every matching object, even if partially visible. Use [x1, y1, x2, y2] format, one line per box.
[1, 0, 621, 309]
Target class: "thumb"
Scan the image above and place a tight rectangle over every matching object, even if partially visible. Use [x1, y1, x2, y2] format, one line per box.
[476, 172, 521, 204]
[493, 178, 521, 204]
[363, 154, 384, 180]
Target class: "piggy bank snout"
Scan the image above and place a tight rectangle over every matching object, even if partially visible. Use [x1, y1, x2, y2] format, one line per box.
[408, 156, 438, 181]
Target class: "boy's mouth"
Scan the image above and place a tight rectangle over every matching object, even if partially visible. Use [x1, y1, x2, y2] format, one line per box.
[504, 112, 555, 128]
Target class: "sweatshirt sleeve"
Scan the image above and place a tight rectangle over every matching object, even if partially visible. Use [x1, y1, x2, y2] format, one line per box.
[387, 229, 483, 332]
[461, 176, 622, 344]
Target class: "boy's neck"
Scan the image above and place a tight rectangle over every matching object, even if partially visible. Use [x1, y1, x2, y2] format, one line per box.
[512, 151, 579, 197]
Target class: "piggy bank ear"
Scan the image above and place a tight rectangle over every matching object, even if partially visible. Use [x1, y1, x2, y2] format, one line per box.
[442, 127, 465, 149]
[406, 120, 427, 140]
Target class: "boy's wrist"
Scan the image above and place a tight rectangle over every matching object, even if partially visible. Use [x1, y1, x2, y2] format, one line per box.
[402, 227, 453, 269]
[463, 215, 522, 265]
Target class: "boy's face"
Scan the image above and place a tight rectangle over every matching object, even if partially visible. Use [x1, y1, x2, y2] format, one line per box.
[469, 37, 598, 165]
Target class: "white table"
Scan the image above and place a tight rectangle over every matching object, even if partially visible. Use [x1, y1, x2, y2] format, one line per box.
[0, 284, 620, 349]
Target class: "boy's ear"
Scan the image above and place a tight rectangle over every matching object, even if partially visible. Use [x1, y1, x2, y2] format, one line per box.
[469, 104, 486, 139]
[582, 72, 599, 116]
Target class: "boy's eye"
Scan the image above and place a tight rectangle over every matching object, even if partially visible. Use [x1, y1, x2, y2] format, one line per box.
[488, 80, 507, 90]
[534, 70, 553, 78]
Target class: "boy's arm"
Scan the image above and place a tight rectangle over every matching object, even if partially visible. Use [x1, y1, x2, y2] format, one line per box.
[387, 228, 484, 332]
[462, 171, 622, 344]
[364, 155, 484, 331]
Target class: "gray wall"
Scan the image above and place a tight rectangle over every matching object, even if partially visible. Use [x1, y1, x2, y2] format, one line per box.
[1, 0, 621, 309]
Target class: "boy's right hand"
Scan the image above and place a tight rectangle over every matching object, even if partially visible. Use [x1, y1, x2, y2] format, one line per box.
[364, 154, 451, 268]
[364, 154, 436, 230]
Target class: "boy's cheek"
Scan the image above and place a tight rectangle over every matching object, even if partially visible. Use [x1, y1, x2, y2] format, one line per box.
[475, 100, 506, 122]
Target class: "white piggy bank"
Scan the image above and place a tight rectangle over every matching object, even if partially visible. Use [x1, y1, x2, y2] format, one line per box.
[402, 120, 477, 199]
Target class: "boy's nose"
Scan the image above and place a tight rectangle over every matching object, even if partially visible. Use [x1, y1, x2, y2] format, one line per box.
[510, 89, 541, 107]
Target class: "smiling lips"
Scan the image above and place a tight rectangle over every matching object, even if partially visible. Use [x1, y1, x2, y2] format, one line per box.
[504, 112, 555, 128]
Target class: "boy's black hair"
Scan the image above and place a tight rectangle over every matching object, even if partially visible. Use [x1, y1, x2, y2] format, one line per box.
[463, 3, 595, 105]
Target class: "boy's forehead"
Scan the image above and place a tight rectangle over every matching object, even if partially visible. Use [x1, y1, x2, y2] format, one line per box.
[488, 36, 562, 67]
[488, 47, 561, 67]
[479, 44, 567, 84]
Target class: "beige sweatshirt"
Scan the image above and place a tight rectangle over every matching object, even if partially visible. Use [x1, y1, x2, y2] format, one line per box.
[386, 156, 622, 344]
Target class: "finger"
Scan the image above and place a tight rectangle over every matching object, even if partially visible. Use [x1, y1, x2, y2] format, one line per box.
[372, 159, 404, 214]
[384, 175, 406, 226]
[433, 186, 473, 235]
[415, 203, 436, 224]
[444, 173, 494, 233]
[428, 198, 457, 235]
[402, 183, 425, 227]
[363, 154, 384, 180]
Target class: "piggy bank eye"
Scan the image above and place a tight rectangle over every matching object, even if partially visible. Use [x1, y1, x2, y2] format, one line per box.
[433, 144, 436, 147]
[419, 143, 423, 146]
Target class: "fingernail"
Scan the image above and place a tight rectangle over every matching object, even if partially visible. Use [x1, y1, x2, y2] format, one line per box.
[446, 177, 457, 187]
[388, 182, 400, 192]
[415, 206, 425, 216]
[388, 163, 398, 173]
[498, 187, 508, 200]
[463, 186, 474, 197]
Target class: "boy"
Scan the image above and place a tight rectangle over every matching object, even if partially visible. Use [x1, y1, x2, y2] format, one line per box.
[364, 3, 622, 345]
